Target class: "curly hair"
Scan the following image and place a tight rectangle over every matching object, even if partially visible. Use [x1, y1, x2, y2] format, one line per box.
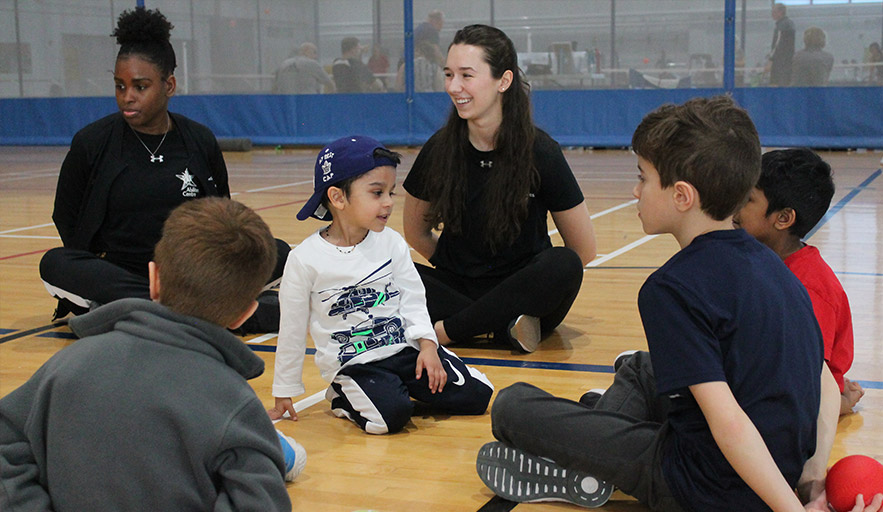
[422, 24, 538, 254]
[112, 7, 176, 78]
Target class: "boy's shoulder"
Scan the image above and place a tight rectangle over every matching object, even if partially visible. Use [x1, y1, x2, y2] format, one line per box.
[642, 229, 798, 305]
[784, 244, 848, 300]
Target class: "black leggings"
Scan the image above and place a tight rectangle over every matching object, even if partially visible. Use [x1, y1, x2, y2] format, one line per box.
[39, 239, 290, 309]
[416, 246, 583, 343]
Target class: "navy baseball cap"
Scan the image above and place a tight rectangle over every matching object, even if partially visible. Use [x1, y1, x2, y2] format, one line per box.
[297, 135, 397, 221]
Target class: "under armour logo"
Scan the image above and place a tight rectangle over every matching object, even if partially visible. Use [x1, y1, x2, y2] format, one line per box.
[480, 160, 492, 168]
[150, 155, 164, 163]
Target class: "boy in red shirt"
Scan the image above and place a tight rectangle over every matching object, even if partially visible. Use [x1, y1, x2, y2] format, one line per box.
[735, 148, 863, 415]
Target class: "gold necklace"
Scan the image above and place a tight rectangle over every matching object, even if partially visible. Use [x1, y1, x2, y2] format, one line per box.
[131, 115, 171, 163]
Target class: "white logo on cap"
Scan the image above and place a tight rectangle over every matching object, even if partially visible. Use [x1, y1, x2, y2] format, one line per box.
[319, 149, 335, 183]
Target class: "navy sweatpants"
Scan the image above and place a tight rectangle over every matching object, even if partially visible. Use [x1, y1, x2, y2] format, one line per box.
[327, 345, 493, 434]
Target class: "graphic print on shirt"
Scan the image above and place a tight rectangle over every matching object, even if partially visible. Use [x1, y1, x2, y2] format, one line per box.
[320, 260, 400, 320]
[176, 168, 200, 198]
[321, 259, 406, 364]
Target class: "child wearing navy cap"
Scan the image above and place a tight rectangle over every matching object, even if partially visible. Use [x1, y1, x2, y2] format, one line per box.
[268, 136, 493, 434]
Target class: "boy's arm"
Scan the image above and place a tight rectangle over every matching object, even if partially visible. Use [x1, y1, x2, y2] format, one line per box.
[798, 364, 840, 503]
[0, 392, 53, 512]
[390, 232, 437, 344]
[691, 381, 805, 512]
[214, 400, 291, 512]
[270, 254, 311, 419]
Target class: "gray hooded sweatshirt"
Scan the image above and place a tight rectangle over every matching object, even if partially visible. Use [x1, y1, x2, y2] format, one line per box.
[0, 298, 291, 511]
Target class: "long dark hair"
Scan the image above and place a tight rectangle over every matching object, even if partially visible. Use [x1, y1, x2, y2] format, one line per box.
[112, 7, 177, 79]
[424, 24, 537, 253]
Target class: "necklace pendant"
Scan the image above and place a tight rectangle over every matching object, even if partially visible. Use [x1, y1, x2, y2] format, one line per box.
[150, 154, 164, 163]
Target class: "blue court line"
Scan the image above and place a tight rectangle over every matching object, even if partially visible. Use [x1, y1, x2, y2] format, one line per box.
[836, 271, 883, 278]
[0, 328, 14, 335]
[806, 168, 881, 240]
[4, 329, 880, 389]
[245, 345, 883, 389]
[0, 323, 64, 344]
[36, 331, 77, 339]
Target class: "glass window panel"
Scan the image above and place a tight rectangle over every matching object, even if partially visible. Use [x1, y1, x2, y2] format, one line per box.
[1, 0, 879, 97]
[738, 0, 883, 87]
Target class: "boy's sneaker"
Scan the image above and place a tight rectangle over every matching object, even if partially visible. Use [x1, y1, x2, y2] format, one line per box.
[578, 388, 606, 409]
[613, 350, 639, 372]
[476, 441, 612, 508]
[277, 431, 307, 482]
[508, 315, 541, 353]
[231, 290, 280, 335]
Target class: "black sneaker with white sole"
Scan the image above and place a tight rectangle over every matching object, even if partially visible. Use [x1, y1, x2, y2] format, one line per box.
[476, 441, 613, 508]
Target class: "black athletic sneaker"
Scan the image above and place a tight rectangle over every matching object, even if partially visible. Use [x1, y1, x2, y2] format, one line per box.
[613, 350, 639, 372]
[231, 290, 280, 335]
[51, 298, 89, 322]
[476, 441, 613, 508]
[578, 388, 606, 409]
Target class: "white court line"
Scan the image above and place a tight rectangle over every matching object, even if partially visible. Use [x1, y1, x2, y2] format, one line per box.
[245, 333, 278, 344]
[590, 199, 638, 219]
[272, 390, 327, 423]
[0, 234, 60, 240]
[245, 180, 311, 193]
[587, 234, 658, 267]
[0, 222, 55, 235]
[0, 172, 59, 183]
[548, 199, 637, 237]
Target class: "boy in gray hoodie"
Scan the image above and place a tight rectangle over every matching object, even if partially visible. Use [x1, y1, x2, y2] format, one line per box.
[0, 198, 294, 511]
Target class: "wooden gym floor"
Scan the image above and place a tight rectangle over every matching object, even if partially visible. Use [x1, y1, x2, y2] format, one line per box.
[1, 145, 881, 511]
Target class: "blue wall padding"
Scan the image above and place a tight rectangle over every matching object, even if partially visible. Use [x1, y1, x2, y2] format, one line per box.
[2, 87, 881, 149]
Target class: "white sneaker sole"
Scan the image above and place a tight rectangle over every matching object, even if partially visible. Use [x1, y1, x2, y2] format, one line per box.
[476, 441, 612, 508]
[508, 315, 541, 353]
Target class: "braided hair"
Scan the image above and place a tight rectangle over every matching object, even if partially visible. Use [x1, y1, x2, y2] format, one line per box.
[112, 7, 176, 78]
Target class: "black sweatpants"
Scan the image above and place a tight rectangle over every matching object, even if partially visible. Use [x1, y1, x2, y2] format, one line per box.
[416, 246, 584, 343]
[39, 239, 290, 310]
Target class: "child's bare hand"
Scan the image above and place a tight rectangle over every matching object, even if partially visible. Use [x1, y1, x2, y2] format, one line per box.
[268, 397, 298, 421]
[416, 340, 447, 394]
[804, 491, 883, 512]
[844, 378, 865, 408]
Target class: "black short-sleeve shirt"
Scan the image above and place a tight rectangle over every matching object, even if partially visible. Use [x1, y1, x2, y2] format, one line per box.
[403, 129, 583, 278]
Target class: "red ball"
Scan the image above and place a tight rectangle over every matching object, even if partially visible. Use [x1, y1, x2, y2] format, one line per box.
[826, 455, 883, 512]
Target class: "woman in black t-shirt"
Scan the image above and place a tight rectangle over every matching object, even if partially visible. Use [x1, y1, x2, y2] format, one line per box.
[403, 25, 596, 353]
[39, 7, 287, 334]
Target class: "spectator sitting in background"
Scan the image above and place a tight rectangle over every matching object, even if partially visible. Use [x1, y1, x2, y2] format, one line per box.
[792, 27, 834, 86]
[273, 42, 334, 94]
[395, 41, 444, 92]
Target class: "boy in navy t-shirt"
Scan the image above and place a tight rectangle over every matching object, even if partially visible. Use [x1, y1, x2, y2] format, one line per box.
[475, 97, 871, 511]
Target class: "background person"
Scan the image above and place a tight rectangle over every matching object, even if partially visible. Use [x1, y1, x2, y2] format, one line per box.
[791, 27, 834, 86]
[38, 7, 289, 334]
[333, 37, 383, 93]
[768, 2, 796, 86]
[402, 25, 597, 354]
[273, 42, 334, 94]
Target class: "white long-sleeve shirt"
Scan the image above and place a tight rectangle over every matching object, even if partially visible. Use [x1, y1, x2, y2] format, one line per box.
[273, 227, 437, 398]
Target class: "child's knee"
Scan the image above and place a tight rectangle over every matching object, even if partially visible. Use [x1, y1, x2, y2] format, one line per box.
[367, 398, 413, 435]
[492, 382, 533, 422]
